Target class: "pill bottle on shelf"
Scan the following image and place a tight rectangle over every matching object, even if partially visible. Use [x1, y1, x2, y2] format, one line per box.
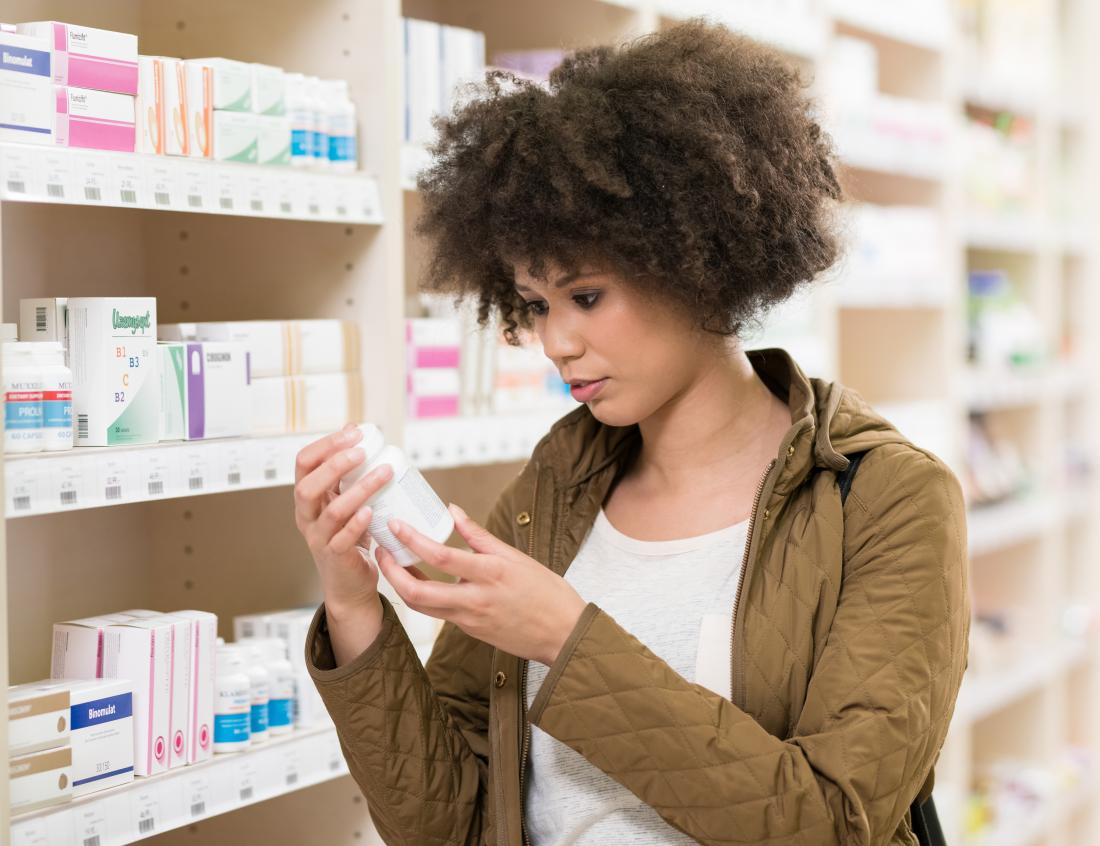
[33, 342, 73, 452]
[213, 644, 251, 754]
[3, 342, 44, 454]
[339, 423, 455, 566]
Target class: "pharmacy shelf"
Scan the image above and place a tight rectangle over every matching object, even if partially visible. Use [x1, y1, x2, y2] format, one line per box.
[964, 364, 1085, 412]
[656, 3, 828, 60]
[401, 143, 432, 192]
[827, 0, 949, 51]
[964, 216, 1044, 254]
[0, 143, 383, 225]
[967, 497, 1054, 558]
[405, 405, 578, 470]
[9, 723, 347, 846]
[963, 774, 1095, 846]
[3, 432, 320, 518]
[963, 75, 1042, 117]
[954, 640, 1089, 726]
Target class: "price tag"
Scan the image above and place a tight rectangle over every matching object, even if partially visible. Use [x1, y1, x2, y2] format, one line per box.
[76, 152, 112, 204]
[146, 157, 180, 210]
[279, 746, 302, 787]
[131, 787, 160, 838]
[1, 145, 41, 199]
[73, 805, 110, 846]
[5, 459, 45, 516]
[140, 448, 179, 499]
[214, 166, 242, 213]
[256, 439, 286, 484]
[49, 455, 93, 511]
[179, 162, 211, 212]
[273, 172, 296, 217]
[221, 442, 247, 487]
[181, 447, 213, 495]
[10, 818, 51, 846]
[360, 178, 381, 222]
[183, 772, 213, 820]
[243, 170, 269, 215]
[303, 176, 323, 218]
[40, 150, 75, 202]
[234, 759, 258, 803]
[96, 453, 137, 505]
[113, 157, 143, 206]
[329, 176, 353, 220]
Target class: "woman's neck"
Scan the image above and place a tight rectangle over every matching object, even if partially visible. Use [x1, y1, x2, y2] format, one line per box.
[633, 350, 790, 493]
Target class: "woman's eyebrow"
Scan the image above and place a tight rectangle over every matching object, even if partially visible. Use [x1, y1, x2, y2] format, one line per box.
[515, 270, 605, 293]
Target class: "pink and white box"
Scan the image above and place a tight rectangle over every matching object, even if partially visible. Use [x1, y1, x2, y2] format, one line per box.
[50, 617, 115, 679]
[17, 21, 137, 94]
[169, 610, 217, 764]
[103, 619, 172, 777]
[408, 367, 461, 419]
[53, 85, 135, 151]
[406, 318, 461, 369]
[150, 615, 192, 769]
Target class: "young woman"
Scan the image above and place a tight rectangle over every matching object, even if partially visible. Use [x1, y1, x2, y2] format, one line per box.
[294, 20, 969, 846]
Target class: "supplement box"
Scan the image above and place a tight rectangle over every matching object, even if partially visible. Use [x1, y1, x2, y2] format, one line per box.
[251, 63, 286, 116]
[249, 376, 293, 435]
[191, 321, 290, 378]
[158, 341, 251, 441]
[137, 56, 185, 155]
[293, 373, 364, 433]
[54, 85, 136, 152]
[103, 620, 172, 776]
[192, 57, 252, 111]
[150, 616, 192, 768]
[0, 30, 53, 145]
[67, 297, 158, 446]
[18, 21, 138, 95]
[19, 297, 67, 346]
[289, 320, 361, 375]
[9, 746, 72, 813]
[407, 318, 461, 368]
[211, 109, 257, 162]
[51, 616, 117, 679]
[408, 368, 461, 419]
[183, 60, 212, 158]
[255, 114, 291, 166]
[8, 681, 70, 757]
[68, 678, 134, 796]
[169, 610, 216, 764]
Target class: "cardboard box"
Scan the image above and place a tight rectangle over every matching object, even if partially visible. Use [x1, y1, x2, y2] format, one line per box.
[249, 376, 293, 436]
[8, 681, 70, 757]
[0, 30, 53, 145]
[68, 678, 134, 796]
[289, 320, 360, 374]
[9, 746, 72, 813]
[51, 617, 116, 679]
[193, 321, 289, 378]
[18, 297, 67, 346]
[136, 56, 164, 154]
[251, 63, 286, 116]
[294, 373, 363, 433]
[169, 610, 216, 764]
[211, 109, 257, 163]
[159, 341, 251, 440]
[103, 620, 172, 776]
[18, 21, 138, 94]
[192, 57, 252, 111]
[54, 85, 136, 152]
[183, 61, 212, 158]
[255, 114, 290, 166]
[150, 616, 192, 768]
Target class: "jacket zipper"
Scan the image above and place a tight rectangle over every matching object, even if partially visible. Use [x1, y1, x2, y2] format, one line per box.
[518, 469, 540, 846]
[729, 458, 777, 704]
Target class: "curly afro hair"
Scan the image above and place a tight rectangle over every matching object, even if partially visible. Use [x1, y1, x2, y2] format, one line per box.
[414, 18, 843, 343]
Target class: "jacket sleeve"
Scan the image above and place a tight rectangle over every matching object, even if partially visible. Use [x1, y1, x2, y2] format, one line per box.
[526, 445, 970, 846]
[305, 479, 522, 846]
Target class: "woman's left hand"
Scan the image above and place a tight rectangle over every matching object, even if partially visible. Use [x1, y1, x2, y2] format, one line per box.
[376, 504, 588, 666]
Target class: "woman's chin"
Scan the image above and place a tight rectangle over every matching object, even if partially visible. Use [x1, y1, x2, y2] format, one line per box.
[584, 398, 643, 428]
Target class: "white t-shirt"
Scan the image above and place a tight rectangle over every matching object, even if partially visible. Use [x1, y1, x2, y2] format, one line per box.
[524, 509, 749, 846]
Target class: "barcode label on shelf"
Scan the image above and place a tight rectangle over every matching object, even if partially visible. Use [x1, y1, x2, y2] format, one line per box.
[240, 786, 253, 801]
[189, 475, 203, 491]
[219, 196, 233, 210]
[251, 199, 263, 211]
[83, 837, 100, 846]
[227, 471, 241, 486]
[47, 183, 65, 198]
[78, 154, 110, 204]
[13, 495, 31, 512]
[41, 151, 74, 201]
[148, 479, 164, 495]
[7, 179, 25, 193]
[191, 801, 206, 816]
[281, 748, 301, 786]
[60, 488, 77, 506]
[138, 817, 155, 835]
[188, 194, 203, 208]
[74, 806, 107, 846]
[132, 789, 159, 838]
[105, 484, 122, 501]
[234, 758, 258, 804]
[155, 191, 171, 205]
[280, 201, 292, 213]
[286, 771, 298, 785]
[183, 773, 213, 821]
[264, 467, 278, 481]
[84, 186, 102, 201]
[115, 160, 142, 205]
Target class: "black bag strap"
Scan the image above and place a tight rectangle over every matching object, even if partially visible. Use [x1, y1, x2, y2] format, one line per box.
[837, 450, 947, 846]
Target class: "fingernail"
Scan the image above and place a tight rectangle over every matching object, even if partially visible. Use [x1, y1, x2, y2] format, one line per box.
[374, 463, 394, 479]
[449, 503, 468, 521]
[339, 426, 361, 445]
[388, 518, 404, 535]
[345, 447, 365, 464]
[357, 504, 372, 522]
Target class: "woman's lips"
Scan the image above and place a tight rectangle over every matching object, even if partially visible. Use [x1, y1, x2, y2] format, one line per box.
[570, 378, 608, 402]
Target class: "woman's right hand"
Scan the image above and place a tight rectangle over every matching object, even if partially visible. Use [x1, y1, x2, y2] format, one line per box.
[294, 424, 395, 659]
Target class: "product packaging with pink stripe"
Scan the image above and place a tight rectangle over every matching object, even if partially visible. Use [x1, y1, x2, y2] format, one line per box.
[17, 21, 138, 94]
[54, 85, 135, 152]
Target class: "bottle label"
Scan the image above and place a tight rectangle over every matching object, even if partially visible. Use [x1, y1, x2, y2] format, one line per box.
[328, 135, 356, 163]
[214, 711, 250, 744]
[42, 389, 72, 429]
[311, 131, 326, 158]
[250, 703, 269, 735]
[5, 390, 43, 429]
[268, 698, 292, 728]
[291, 128, 312, 159]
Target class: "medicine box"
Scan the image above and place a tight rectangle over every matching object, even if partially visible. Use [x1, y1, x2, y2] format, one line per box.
[256, 114, 291, 166]
[151, 616, 192, 768]
[19, 297, 67, 346]
[103, 619, 172, 776]
[68, 678, 134, 796]
[161, 57, 187, 156]
[293, 373, 364, 433]
[0, 30, 52, 145]
[183, 60, 213, 158]
[252, 63, 286, 116]
[191, 57, 252, 111]
[289, 320, 361, 375]
[157, 322, 198, 341]
[18, 21, 138, 95]
[51, 617, 117, 679]
[8, 681, 70, 757]
[407, 318, 461, 369]
[249, 376, 293, 436]
[159, 341, 251, 440]
[169, 610, 216, 764]
[9, 746, 72, 813]
[193, 321, 290, 378]
[212, 109, 258, 163]
[138, 56, 187, 156]
[54, 85, 136, 152]
[67, 297, 158, 446]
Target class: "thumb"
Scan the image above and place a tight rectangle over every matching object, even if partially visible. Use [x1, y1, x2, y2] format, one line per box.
[449, 503, 506, 555]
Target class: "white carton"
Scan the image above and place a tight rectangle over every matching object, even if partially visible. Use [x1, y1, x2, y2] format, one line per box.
[149, 616, 192, 768]
[158, 322, 198, 341]
[194, 321, 290, 378]
[161, 57, 188, 155]
[159, 341, 251, 440]
[249, 376, 293, 435]
[103, 619, 172, 776]
[183, 60, 212, 158]
[8, 681, 70, 756]
[251, 63, 286, 116]
[0, 30, 53, 145]
[255, 113, 291, 166]
[51, 616, 116, 679]
[193, 57, 252, 111]
[68, 678, 134, 795]
[233, 609, 297, 641]
[67, 297, 158, 446]
[170, 610, 217, 764]
[293, 373, 363, 433]
[136, 56, 187, 156]
[212, 109, 257, 162]
[290, 320, 360, 374]
[9, 746, 72, 813]
[19, 297, 67, 346]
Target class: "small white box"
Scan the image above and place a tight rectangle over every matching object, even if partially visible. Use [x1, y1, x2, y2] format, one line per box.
[183, 60, 213, 158]
[9, 746, 72, 813]
[0, 30, 53, 145]
[158, 322, 198, 341]
[192, 57, 252, 111]
[161, 57, 188, 156]
[212, 110, 257, 162]
[67, 297, 158, 446]
[19, 297, 67, 345]
[169, 610, 217, 764]
[233, 610, 294, 641]
[255, 113, 290, 166]
[103, 620, 172, 776]
[150, 616, 192, 768]
[136, 56, 164, 154]
[249, 376, 293, 435]
[251, 63, 286, 116]
[51, 617, 115, 679]
[195, 321, 290, 378]
[159, 341, 251, 440]
[290, 320, 360, 374]
[18, 21, 138, 94]
[8, 681, 70, 756]
[294, 373, 363, 433]
[68, 678, 134, 796]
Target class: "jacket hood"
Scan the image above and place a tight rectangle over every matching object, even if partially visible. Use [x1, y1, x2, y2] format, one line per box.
[539, 347, 911, 493]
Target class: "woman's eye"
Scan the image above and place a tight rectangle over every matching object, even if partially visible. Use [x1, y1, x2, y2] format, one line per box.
[573, 291, 599, 309]
[523, 300, 548, 316]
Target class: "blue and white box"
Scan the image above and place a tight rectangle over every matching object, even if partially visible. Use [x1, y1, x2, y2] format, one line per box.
[0, 30, 52, 144]
[68, 679, 134, 796]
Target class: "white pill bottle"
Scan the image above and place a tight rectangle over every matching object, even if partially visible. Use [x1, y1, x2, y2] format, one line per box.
[241, 642, 270, 745]
[33, 341, 73, 452]
[3, 342, 45, 454]
[213, 644, 251, 753]
[255, 637, 295, 737]
[339, 423, 454, 566]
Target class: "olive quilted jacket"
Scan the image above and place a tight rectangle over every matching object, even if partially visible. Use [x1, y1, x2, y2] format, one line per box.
[306, 347, 970, 846]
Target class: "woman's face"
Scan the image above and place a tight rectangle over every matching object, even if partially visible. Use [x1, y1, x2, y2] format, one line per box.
[513, 262, 719, 427]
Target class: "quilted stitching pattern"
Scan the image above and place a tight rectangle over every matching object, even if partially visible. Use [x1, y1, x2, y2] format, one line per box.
[529, 441, 969, 846]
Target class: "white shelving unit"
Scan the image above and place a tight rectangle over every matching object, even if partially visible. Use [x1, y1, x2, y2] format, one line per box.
[2, 0, 1097, 844]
